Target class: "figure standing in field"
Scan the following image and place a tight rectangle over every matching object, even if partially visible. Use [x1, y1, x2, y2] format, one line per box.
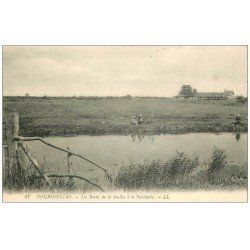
[138, 114, 144, 124]
[235, 114, 241, 130]
[131, 115, 137, 125]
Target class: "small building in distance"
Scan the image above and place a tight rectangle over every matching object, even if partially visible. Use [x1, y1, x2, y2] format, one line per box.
[224, 90, 235, 99]
[176, 94, 187, 99]
[195, 89, 234, 100]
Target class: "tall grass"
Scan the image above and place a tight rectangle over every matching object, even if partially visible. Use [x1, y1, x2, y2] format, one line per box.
[3, 147, 247, 192]
[168, 152, 199, 178]
[3, 156, 76, 192]
[115, 148, 247, 190]
[3, 158, 46, 191]
[114, 152, 200, 190]
[208, 148, 227, 172]
[207, 148, 227, 185]
[114, 160, 164, 190]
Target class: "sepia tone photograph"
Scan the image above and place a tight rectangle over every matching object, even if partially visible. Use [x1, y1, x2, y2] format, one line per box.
[2, 45, 248, 202]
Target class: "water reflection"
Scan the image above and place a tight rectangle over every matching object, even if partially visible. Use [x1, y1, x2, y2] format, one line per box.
[235, 131, 241, 141]
[27, 133, 247, 168]
[131, 131, 155, 143]
[131, 130, 145, 141]
[131, 130, 242, 143]
[148, 134, 155, 143]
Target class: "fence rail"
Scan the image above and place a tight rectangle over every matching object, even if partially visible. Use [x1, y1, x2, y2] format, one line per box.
[3, 112, 111, 191]
[13, 136, 109, 175]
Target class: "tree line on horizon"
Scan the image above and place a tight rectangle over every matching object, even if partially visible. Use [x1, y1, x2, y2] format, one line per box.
[3, 85, 246, 99]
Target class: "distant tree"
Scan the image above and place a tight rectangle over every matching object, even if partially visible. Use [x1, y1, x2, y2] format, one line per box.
[124, 95, 132, 99]
[236, 95, 247, 104]
[179, 85, 196, 98]
[42, 95, 49, 100]
[25, 93, 30, 97]
[236, 95, 243, 100]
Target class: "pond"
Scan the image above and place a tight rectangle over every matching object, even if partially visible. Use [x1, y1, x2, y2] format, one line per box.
[26, 132, 247, 177]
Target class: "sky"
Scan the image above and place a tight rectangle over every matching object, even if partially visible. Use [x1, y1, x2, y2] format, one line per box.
[3, 46, 247, 97]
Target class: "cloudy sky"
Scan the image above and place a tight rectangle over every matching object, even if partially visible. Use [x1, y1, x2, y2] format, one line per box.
[3, 46, 247, 97]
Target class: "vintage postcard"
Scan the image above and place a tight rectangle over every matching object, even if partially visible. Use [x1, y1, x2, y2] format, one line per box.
[2, 45, 248, 202]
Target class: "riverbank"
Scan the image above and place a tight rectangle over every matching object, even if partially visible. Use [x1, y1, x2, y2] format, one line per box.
[114, 150, 248, 191]
[3, 96, 247, 137]
[3, 146, 247, 193]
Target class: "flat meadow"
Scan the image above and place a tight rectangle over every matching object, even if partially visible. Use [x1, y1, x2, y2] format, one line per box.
[2, 96, 248, 192]
[3, 96, 248, 137]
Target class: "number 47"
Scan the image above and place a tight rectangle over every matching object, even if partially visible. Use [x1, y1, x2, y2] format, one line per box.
[24, 194, 30, 199]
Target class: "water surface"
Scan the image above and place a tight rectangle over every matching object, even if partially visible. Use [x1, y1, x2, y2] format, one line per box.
[26, 133, 247, 176]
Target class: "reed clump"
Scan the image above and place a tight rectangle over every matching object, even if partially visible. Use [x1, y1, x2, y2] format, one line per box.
[114, 148, 247, 190]
[3, 157, 76, 192]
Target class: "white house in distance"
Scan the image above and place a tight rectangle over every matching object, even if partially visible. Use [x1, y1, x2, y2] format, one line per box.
[196, 89, 234, 100]
[177, 89, 235, 100]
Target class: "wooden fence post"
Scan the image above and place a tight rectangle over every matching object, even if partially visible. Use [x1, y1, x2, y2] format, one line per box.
[67, 147, 73, 185]
[4, 112, 20, 173]
[18, 141, 51, 185]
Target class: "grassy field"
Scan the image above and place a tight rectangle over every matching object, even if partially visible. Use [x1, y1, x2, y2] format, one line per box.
[3, 96, 247, 137]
